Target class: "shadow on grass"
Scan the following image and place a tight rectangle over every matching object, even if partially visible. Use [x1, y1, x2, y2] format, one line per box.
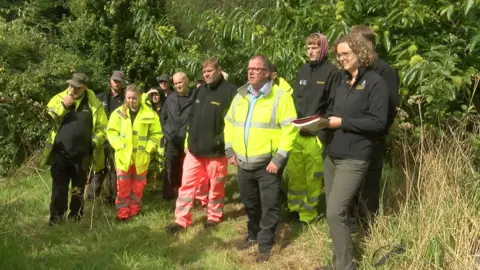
[0, 169, 318, 269]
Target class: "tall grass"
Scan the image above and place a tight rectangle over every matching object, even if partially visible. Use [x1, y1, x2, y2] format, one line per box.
[359, 116, 480, 269]
[0, 116, 479, 269]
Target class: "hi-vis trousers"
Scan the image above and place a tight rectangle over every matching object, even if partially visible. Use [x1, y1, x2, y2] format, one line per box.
[116, 166, 147, 219]
[174, 151, 228, 227]
[286, 135, 324, 223]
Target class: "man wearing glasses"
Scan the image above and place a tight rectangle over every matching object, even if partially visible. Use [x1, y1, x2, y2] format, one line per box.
[224, 55, 297, 262]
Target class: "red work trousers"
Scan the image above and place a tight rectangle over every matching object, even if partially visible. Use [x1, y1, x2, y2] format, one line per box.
[116, 166, 147, 219]
[174, 151, 228, 227]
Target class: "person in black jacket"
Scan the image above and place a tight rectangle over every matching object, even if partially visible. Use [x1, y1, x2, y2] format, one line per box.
[86, 70, 125, 204]
[165, 57, 237, 233]
[286, 32, 340, 224]
[157, 74, 175, 97]
[315, 34, 389, 270]
[144, 86, 166, 193]
[350, 25, 400, 229]
[160, 72, 195, 200]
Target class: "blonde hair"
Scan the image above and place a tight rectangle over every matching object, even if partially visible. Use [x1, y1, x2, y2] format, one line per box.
[122, 84, 141, 117]
[202, 57, 221, 69]
[333, 34, 376, 67]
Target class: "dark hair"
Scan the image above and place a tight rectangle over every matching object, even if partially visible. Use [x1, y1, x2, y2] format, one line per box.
[271, 64, 278, 73]
[351, 25, 376, 46]
[149, 87, 166, 105]
[249, 55, 273, 70]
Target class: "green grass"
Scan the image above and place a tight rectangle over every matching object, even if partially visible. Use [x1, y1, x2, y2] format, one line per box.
[0, 168, 333, 270]
[2, 129, 480, 270]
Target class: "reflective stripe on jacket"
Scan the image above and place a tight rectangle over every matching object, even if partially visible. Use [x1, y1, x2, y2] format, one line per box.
[40, 88, 108, 172]
[224, 83, 298, 170]
[106, 102, 162, 175]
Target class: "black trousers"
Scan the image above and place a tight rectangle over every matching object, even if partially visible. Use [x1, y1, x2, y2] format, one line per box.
[86, 147, 116, 201]
[237, 165, 282, 253]
[49, 153, 90, 222]
[163, 142, 185, 200]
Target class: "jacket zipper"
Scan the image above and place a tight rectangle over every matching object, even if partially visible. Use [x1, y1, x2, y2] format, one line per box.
[198, 88, 210, 152]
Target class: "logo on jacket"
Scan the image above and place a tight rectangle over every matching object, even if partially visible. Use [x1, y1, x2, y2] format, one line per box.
[299, 80, 307, 85]
[356, 80, 366, 90]
[102, 101, 107, 107]
[195, 99, 200, 103]
[210, 101, 221, 106]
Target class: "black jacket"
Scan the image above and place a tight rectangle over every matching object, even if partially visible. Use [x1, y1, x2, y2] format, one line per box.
[373, 58, 400, 134]
[187, 76, 237, 157]
[326, 68, 389, 160]
[293, 58, 339, 138]
[160, 90, 195, 147]
[294, 58, 339, 118]
[97, 89, 124, 118]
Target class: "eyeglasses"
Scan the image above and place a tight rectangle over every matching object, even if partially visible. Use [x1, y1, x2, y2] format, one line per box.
[248, 67, 268, 74]
[336, 51, 354, 60]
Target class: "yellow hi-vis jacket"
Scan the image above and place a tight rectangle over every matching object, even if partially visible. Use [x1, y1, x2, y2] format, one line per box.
[276, 77, 293, 95]
[224, 83, 298, 170]
[106, 102, 162, 175]
[40, 89, 108, 172]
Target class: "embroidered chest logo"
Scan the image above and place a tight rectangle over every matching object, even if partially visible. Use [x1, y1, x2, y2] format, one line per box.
[299, 80, 307, 85]
[356, 80, 366, 90]
[316, 81, 325, 85]
[195, 99, 200, 103]
[210, 101, 221, 106]
[102, 101, 107, 107]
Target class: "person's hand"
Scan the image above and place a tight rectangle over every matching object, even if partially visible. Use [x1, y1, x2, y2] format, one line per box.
[63, 93, 74, 108]
[328, 116, 342, 129]
[146, 89, 158, 96]
[266, 161, 279, 175]
[228, 156, 238, 167]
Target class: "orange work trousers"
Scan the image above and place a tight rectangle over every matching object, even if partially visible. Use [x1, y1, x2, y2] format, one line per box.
[116, 166, 147, 219]
[174, 151, 228, 227]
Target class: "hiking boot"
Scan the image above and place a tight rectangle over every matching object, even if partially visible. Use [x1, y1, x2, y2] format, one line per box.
[237, 236, 257, 250]
[204, 220, 220, 229]
[48, 219, 62, 226]
[165, 223, 184, 234]
[255, 251, 271, 263]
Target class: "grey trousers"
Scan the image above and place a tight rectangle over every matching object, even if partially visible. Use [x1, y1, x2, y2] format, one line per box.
[324, 155, 370, 270]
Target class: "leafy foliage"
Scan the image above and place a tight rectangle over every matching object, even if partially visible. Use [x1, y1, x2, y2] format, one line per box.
[0, 0, 479, 175]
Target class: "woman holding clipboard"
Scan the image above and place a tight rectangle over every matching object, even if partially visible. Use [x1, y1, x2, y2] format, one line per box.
[316, 34, 389, 270]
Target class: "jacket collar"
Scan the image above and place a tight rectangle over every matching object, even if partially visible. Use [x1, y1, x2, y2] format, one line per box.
[342, 66, 369, 86]
[207, 75, 225, 90]
[239, 81, 273, 98]
[309, 56, 328, 68]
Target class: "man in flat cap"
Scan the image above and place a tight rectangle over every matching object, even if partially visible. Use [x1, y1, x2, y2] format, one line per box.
[40, 73, 108, 225]
[86, 70, 126, 204]
[157, 74, 174, 97]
